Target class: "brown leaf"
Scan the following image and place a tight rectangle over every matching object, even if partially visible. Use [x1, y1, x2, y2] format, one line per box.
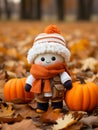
[86, 73, 98, 85]
[14, 104, 38, 119]
[52, 113, 77, 130]
[64, 122, 84, 130]
[0, 114, 23, 123]
[0, 65, 7, 80]
[28, 100, 37, 110]
[0, 102, 23, 123]
[5, 71, 16, 80]
[2, 119, 41, 130]
[52, 111, 83, 130]
[79, 115, 98, 128]
[0, 80, 5, 100]
[40, 107, 62, 123]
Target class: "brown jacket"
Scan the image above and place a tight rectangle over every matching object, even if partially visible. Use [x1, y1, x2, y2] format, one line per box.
[35, 75, 65, 102]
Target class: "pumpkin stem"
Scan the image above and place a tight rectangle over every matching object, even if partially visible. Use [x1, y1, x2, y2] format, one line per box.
[76, 76, 86, 84]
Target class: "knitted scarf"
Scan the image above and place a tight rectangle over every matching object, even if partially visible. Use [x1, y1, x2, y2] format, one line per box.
[30, 63, 70, 94]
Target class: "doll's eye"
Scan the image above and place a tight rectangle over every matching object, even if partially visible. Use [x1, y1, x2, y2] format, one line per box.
[41, 57, 45, 61]
[51, 56, 56, 61]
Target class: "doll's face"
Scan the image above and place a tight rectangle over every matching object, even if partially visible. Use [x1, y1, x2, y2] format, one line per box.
[34, 53, 64, 66]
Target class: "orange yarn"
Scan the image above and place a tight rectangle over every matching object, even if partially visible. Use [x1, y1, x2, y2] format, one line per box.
[30, 63, 70, 93]
[45, 25, 61, 34]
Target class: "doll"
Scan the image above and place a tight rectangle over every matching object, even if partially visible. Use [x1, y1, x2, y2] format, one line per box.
[25, 25, 72, 113]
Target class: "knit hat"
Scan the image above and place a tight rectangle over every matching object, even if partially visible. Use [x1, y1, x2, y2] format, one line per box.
[27, 25, 71, 64]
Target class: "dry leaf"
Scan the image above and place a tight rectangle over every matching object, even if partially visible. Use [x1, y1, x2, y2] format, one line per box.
[52, 113, 76, 130]
[40, 107, 62, 123]
[64, 122, 84, 130]
[2, 119, 41, 130]
[79, 115, 98, 128]
[94, 128, 98, 130]
[0, 22, 98, 130]
[69, 39, 93, 59]
[0, 102, 15, 117]
[0, 114, 23, 123]
[81, 57, 98, 71]
[85, 73, 98, 85]
[7, 48, 18, 58]
[6, 71, 16, 79]
[0, 102, 23, 123]
[14, 104, 37, 119]
[52, 112, 82, 130]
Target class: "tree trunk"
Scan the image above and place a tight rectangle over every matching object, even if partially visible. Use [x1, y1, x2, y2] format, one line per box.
[4, 0, 11, 19]
[21, 0, 33, 19]
[78, 0, 93, 20]
[57, 0, 64, 21]
[0, 8, 1, 19]
[21, 0, 26, 19]
[36, 0, 41, 20]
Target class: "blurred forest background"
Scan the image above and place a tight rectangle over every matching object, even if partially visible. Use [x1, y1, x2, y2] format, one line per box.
[0, 0, 98, 21]
[0, 1, 98, 130]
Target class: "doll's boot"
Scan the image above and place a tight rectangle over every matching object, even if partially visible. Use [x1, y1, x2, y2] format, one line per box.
[36, 102, 49, 113]
[51, 101, 63, 112]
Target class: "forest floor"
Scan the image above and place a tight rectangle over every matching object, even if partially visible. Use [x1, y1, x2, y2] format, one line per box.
[0, 21, 98, 130]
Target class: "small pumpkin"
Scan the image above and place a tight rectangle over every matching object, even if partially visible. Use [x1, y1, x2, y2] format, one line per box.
[4, 78, 34, 103]
[65, 79, 98, 111]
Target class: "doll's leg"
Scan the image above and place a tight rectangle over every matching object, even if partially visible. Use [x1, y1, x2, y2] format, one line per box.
[36, 102, 49, 113]
[35, 94, 49, 113]
[51, 98, 63, 112]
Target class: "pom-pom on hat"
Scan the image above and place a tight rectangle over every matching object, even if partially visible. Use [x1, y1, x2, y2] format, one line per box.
[27, 25, 71, 64]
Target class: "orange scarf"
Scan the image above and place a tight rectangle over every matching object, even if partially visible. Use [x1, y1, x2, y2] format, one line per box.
[30, 63, 70, 94]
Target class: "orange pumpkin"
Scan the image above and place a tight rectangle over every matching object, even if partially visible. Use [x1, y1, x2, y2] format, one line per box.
[4, 78, 34, 103]
[65, 80, 98, 111]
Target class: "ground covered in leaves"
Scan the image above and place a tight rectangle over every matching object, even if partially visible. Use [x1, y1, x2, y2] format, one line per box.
[0, 21, 98, 130]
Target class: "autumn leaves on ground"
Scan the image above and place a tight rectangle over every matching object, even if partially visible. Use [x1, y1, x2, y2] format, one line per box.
[0, 21, 98, 130]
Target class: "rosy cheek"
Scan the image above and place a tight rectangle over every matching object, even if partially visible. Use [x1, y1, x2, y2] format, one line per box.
[36, 61, 43, 65]
[55, 60, 61, 64]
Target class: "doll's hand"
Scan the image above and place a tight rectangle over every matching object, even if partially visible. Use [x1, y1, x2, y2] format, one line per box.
[25, 83, 32, 92]
[63, 80, 72, 90]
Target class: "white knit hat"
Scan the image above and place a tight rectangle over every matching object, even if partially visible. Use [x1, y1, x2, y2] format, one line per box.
[27, 25, 71, 64]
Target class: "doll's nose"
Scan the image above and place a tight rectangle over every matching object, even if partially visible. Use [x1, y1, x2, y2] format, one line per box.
[46, 60, 51, 63]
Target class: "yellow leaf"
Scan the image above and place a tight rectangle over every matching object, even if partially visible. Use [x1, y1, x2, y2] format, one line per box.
[70, 39, 90, 54]
[0, 102, 15, 117]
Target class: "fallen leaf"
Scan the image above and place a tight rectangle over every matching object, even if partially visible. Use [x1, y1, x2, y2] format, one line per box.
[79, 115, 98, 128]
[81, 57, 98, 71]
[40, 107, 62, 123]
[64, 122, 84, 130]
[0, 80, 5, 93]
[85, 73, 98, 85]
[7, 48, 18, 59]
[94, 128, 98, 130]
[2, 119, 41, 130]
[0, 114, 23, 123]
[0, 102, 15, 117]
[14, 104, 38, 119]
[52, 112, 83, 130]
[6, 71, 16, 79]
[0, 101, 23, 123]
[69, 39, 93, 59]
[0, 22, 98, 130]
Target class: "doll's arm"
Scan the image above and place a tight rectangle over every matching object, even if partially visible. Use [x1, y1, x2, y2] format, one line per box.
[60, 72, 72, 90]
[25, 75, 35, 92]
